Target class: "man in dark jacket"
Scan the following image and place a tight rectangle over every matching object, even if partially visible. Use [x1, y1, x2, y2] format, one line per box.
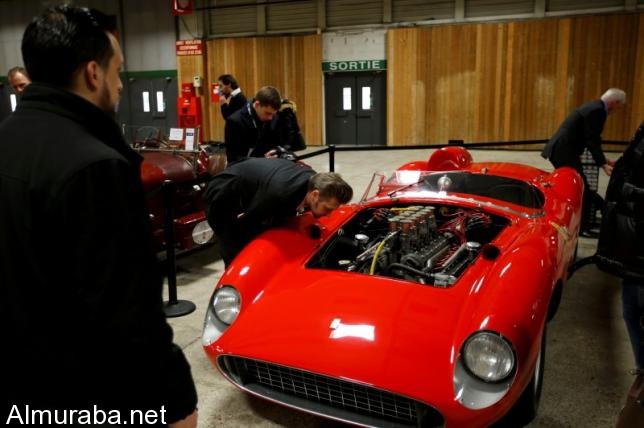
[217, 73, 247, 120]
[596, 122, 644, 374]
[204, 158, 353, 266]
[224, 85, 281, 163]
[0, 6, 197, 426]
[541, 88, 626, 236]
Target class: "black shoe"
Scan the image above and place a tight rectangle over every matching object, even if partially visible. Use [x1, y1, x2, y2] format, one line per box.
[580, 229, 600, 239]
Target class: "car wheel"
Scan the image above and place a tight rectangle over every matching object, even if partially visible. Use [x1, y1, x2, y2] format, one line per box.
[494, 326, 546, 427]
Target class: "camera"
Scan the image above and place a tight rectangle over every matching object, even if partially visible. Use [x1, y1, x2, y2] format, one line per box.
[275, 146, 297, 161]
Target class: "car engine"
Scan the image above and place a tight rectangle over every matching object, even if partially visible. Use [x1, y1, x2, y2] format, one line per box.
[308, 204, 509, 287]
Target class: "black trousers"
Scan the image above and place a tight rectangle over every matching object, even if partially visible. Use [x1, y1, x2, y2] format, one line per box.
[213, 220, 265, 267]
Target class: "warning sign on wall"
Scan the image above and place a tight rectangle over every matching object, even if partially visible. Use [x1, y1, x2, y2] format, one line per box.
[176, 40, 203, 56]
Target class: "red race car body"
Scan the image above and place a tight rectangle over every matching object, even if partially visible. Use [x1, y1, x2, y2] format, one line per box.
[139, 144, 224, 252]
[203, 147, 583, 427]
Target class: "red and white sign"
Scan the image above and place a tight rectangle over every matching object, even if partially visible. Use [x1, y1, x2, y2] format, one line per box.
[175, 40, 203, 56]
[172, 0, 193, 16]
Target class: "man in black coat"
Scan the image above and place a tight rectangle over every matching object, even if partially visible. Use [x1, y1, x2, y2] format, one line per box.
[217, 73, 246, 120]
[204, 158, 353, 266]
[596, 122, 644, 374]
[0, 6, 197, 426]
[541, 88, 626, 236]
[224, 86, 281, 163]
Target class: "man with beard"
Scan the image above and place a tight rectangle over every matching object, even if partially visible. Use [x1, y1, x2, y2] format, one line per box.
[541, 88, 626, 237]
[204, 157, 353, 267]
[0, 6, 197, 427]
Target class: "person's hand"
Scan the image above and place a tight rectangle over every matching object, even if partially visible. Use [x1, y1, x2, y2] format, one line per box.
[264, 149, 279, 159]
[168, 409, 197, 428]
[602, 163, 613, 176]
[606, 159, 616, 166]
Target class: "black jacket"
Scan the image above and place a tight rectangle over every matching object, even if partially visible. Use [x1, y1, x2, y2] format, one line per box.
[263, 101, 306, 153]
[0, 84, 196, 421]
[542, 99, 608, 169]
[220, 90, 247, 120]
[203, 158, 315, 265]
[204, 157, 314, 229]
[596, 122, 644, 280]
[224, 102, 273, 162]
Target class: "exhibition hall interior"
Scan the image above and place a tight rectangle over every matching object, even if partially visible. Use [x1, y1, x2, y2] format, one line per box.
[1, 0, 643, 427]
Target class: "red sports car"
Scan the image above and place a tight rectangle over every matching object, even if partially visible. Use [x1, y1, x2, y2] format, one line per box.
[202, 147, 583, 427]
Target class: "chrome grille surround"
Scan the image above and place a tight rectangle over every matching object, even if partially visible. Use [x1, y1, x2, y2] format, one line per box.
[218, 355, 444, 427]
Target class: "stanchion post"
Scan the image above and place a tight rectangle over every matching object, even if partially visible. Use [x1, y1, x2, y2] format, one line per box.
[161, 180, 196, 318]
[329, 144, 336, 172]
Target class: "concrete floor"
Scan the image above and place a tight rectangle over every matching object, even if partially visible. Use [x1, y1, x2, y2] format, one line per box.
[165, 148, 634, 427]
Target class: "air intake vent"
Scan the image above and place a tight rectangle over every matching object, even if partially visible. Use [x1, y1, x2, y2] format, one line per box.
[218, 355, 444, 427]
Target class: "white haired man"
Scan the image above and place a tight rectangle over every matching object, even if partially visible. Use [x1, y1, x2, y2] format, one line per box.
[542, 88, 626, 237]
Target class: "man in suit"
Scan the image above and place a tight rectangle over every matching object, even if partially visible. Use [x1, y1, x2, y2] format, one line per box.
[541, 88, 626, 237]
[224, 85, 281, 163]
[204, 157, 353, 267]
[217, 73, 246, 120]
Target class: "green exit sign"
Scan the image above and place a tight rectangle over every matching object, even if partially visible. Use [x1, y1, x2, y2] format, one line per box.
[322, 60, 386, 72]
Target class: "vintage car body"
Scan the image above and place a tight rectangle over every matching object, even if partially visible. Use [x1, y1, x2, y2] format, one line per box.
[202, 147, 583, 427]
[139, 144, 225, 252]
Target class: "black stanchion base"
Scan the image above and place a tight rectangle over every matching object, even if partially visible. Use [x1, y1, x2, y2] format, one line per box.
[163, 300, 196, 318]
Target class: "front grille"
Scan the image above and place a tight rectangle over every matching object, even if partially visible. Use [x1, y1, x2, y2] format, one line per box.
[218, 355, 444, 427]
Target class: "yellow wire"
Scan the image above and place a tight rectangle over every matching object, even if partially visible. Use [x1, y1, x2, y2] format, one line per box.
[370, 234, 395, 275]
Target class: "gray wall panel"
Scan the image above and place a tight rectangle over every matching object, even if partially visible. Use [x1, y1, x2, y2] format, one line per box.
[0, 0, 41, 73]
[209, 5, 258, 35]
[465, 0, 534, 17]
[122, 0, 177, 71]
[393, 0, 455, 22]
[327, 0, 384, 27]
[547, 0, 625, 11]
[267, 0, 318, 31]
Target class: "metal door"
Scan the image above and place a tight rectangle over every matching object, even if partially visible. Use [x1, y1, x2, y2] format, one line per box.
[125, 76, 178, 130]
[324, 71, 386, 146]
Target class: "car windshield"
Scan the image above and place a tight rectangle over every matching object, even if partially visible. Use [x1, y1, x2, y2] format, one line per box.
[362, 170, 545, 209]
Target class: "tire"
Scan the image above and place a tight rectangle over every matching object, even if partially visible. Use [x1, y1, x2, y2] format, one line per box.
[494, 326, 546, 427]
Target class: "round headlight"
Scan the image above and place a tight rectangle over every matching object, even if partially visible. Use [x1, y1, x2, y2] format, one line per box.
[462, 332, 515, 383]
[213, 286, 240, 325]
[192, 220, 214, 245]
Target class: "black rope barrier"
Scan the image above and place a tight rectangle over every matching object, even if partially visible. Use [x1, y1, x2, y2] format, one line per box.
[296, 139, 628, 175]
